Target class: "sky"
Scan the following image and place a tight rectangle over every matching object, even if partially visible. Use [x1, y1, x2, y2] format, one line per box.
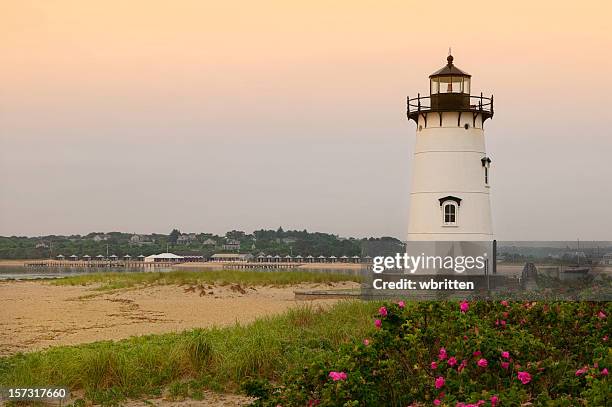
[1, 0, 611, 240]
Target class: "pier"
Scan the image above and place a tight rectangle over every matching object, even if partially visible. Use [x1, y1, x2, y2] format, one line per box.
[224, 262, 303, 270]
[24, 260, 177, 269]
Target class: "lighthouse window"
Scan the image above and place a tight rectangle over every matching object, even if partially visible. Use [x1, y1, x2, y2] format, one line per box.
[434, 76, 466, 94]
[443, 202, 457, 225]
[438, 77, 452, 93]
[451, 77, 463, 93]
[431, 78, 439, 94]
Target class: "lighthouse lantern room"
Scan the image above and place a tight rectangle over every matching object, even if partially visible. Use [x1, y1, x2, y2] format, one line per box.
[406, 55, 494, 241]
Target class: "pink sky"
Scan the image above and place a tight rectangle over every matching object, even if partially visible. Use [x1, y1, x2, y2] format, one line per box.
[1, 1, 611, 239]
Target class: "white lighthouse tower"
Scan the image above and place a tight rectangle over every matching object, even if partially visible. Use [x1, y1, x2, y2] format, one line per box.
[407, 54, 494, 241]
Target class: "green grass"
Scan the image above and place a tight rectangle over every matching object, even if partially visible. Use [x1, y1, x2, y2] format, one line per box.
[0, 300, 379, 404]
[50, 269, 363, 291]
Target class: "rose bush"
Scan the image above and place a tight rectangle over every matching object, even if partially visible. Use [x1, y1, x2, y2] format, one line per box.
[245, 301, 610, 406]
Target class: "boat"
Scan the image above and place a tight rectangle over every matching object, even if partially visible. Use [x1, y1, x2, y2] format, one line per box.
[562, 240, 590, 274]
[563, 266, 590, 274]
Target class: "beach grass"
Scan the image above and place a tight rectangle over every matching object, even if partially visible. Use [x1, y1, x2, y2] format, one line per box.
[0, 300, 379, 404]
[50, 269, 363, 291]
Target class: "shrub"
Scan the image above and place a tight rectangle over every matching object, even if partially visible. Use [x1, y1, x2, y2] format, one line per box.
[248, 301, 610, 406]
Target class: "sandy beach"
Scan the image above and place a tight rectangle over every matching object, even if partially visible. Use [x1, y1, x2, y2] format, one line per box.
[0, 280, 358, 356]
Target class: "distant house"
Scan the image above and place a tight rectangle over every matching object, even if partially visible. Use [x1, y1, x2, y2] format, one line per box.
[222, 239, 241, 251]
[177, 233, 197, 245]
[92, 234, 110, 242]
[202, 238, 217, 246]
[144, 253, 185, 263]
[210, 253, 253, 262]
[601, 253, 612, 266]
[35, 242, 49, 249]
[174, 251, 205, 262]
[130, 234, 153, 245]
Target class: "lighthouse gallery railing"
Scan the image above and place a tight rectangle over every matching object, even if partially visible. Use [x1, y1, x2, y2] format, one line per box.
[407, 94, 493, 117]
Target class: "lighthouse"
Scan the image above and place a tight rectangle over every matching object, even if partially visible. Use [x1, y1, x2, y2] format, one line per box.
[406, 55, 494, 241]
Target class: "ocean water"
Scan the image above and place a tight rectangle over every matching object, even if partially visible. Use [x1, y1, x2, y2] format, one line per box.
[0, 266, 175, 280]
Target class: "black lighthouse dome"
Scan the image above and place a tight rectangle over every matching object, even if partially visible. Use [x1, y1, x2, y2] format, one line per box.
[429, 54, 471, 95]
[407, 54, 493, 124]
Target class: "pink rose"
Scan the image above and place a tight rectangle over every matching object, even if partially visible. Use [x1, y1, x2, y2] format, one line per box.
[472, 350, 481, 357]
[374, 319, 382, 329]
[438, 347, 448, 360]
[448, 356, 457, 367]
[458, 359, 468, 372]
[500, 320, 507, 327]
[501, 361, 510, 369]
[398, 300, 405, 308]
[460, 301, 469, 313]
[379, 306, 388, 317]
[501, 300, 509, 307]
[503, 312, 509, 318]
[517, 371, 532, 384]
[431, 361, 438, 369]
[575, 367, 587, 376]
[434, 376, 445, 389]
[501, 351, 510, 359]
[434, 399, 441, 406]
[328, 371, 347, 381]
[477, 358, 488, 368]
[597, 310, 607, 319]
[363, 339, 370, 346]
[490, 395, 499, 407]
[604, 335, 609, 342]
[601, 368, 608, 376]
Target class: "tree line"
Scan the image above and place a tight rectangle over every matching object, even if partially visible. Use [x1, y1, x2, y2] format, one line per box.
[0, 228, 403, 259]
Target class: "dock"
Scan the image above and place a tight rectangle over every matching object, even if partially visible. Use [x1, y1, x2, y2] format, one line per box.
[223, 262, 304, 270]
[24, 260, 178, 269]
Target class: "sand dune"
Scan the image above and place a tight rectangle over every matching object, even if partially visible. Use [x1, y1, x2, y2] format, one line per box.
[0, 280, 357, 355]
